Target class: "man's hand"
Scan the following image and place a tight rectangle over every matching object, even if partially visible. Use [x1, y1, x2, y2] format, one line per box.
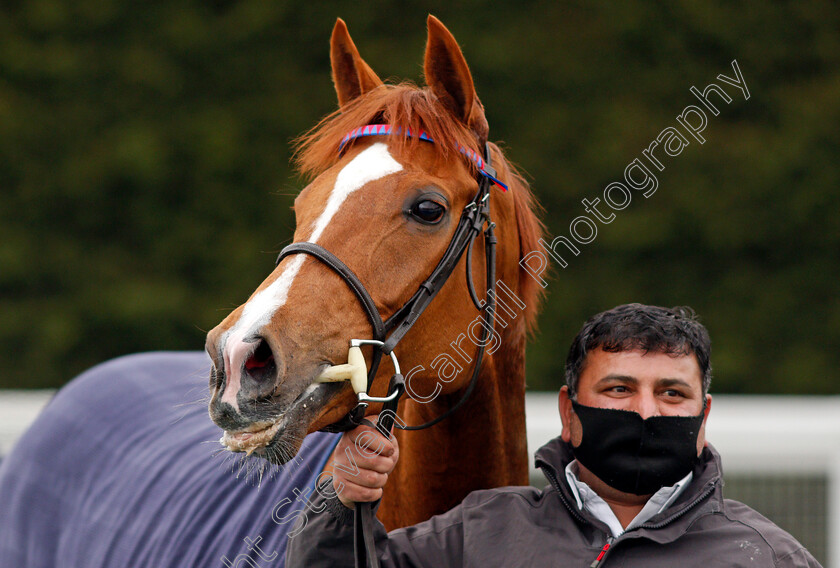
[333, 417, 400, 509]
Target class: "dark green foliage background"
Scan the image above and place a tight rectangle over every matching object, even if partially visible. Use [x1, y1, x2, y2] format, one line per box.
[1, 0, 838, 393]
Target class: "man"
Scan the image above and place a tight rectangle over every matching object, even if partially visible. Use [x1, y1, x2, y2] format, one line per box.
[287, 303, 821, 567]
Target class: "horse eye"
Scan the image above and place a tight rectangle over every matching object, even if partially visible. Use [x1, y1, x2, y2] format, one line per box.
[409, 199, 446, 224]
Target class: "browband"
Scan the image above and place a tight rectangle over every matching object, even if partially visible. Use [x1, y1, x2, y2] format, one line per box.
[339, 124, 508, 191]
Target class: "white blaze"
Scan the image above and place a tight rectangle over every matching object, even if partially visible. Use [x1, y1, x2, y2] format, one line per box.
[219, 143, 403, 406]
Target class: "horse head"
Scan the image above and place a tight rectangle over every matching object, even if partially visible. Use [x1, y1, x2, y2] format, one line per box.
[205, 16, 543, 464]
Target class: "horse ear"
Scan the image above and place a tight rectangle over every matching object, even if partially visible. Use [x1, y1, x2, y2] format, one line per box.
[330, 18, 383, 108]
[423, 15, 489, 143]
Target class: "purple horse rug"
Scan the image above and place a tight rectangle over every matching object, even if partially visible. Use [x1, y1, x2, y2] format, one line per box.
[0, 351, 339, 567]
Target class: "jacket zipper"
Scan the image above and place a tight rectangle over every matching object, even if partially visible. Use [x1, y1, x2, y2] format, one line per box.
[589, 537, 614, 568]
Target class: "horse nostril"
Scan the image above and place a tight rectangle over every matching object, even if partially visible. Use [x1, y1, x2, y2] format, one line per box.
[210, 366, 224, 389]
[244, 338, 276, 383]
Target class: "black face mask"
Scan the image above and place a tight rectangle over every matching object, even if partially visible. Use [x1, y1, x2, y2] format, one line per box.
[570, 400, 705, 496]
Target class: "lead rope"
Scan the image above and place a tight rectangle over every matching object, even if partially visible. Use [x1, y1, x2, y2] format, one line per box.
[352, 150, 497, 568]
[354, 371, 405, 568]
[353, 225, 495, 568]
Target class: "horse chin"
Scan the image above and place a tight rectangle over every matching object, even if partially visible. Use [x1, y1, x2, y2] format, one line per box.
[219, 382, 349, 465]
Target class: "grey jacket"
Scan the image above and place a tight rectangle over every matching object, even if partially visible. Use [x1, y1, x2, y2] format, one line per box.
[285, 437, 821, 567]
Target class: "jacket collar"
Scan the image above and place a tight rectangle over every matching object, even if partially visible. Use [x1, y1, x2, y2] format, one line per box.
[534, 436, 725, 539]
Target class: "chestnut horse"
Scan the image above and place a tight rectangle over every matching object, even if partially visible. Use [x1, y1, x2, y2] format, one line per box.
[205, 16, 544, 530]
[0, 16, 543, 567]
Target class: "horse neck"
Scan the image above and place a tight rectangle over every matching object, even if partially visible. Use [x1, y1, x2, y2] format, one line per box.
[377, 323, 528, 530]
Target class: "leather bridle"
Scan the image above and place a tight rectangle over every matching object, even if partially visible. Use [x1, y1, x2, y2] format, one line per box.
[274, 125, 504, 568]
[275, 125, 504, 432]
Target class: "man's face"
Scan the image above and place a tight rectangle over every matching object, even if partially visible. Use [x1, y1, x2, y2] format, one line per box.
[559, 348, 712, 457]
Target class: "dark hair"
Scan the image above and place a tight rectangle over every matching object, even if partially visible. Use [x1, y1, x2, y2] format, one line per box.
[564, 303, 712, 397]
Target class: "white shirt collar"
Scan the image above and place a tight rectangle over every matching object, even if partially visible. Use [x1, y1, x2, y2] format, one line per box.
[564, 459, 693, 538]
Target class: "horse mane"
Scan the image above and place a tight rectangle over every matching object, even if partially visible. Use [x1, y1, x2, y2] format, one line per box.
[294, 83, 545, 332]
[486, 140, 545, 333]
